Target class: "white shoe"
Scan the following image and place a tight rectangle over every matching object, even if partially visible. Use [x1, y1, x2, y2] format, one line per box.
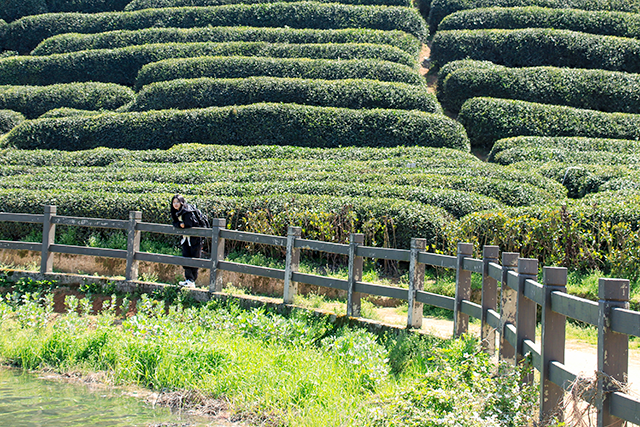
[184, 280, 196, 288]
[178, 280, 188, 287]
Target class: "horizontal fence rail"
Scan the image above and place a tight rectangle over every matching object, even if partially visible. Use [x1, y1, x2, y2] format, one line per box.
[0, 206, 638, 426]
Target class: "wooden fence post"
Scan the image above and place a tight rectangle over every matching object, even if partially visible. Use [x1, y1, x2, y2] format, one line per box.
[41, 205, 56, 274]
[516, 257, 538, 384]
[283, 226, 302, 304]
[499, 252, 519, 363]
[209, 218, 226, 293]
[407, 238, 427, 329]
[540, 266, 567, 424]
[454, 242, 473, 337]
[597, 278, 629, 427]
[347, 233, 364, 317]
[125, 211, 142, 281]
[481, 245, 499, 354]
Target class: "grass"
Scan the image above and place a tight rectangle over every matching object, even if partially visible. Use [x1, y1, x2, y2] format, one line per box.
[0, 282, 539, 427]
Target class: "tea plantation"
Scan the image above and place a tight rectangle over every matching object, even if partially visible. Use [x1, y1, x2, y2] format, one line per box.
[0, 0, 639, 279]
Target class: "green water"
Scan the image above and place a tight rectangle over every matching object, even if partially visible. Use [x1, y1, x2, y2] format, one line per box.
[0, 368, 212, 426]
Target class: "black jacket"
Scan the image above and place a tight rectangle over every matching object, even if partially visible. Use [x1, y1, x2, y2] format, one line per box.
[171, 203, 200, 229]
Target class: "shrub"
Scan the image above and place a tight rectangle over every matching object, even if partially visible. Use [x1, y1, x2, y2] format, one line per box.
[437, 59, 497, 83]
[0, 109, 24, 133]
[430, 28, 640, 73]
[458, 97, 640, 149]
[0, 188, 451, 249]
[125, 0, 413, 9]
[448, 195, 640, 274]
[489, 136, 640, 161]
[427, 0, 640, 34]
[439, 6, 640, 39]
[130, 77, 441, 113]
[38, 108, 103, 118]
[0, 3, 428, 54]
[0, 82, 134, 119]
[439, 63, 640, 114]
[0, 42, 415, 87]
[490, 147, 640, 167]
[33, 26, 420, 56]
[2, 103, 470, 151]
[135, 56, 424, 89]
[0, 0, 132, 23]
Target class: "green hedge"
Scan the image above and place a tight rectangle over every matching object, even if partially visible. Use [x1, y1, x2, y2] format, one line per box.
[2, 103, 470, 151]
[431, 28, 640, 73]
[439, 63, 640, 114]
[531, 161, 640, 197]
[0, 144, 565, 205]
[0, 189, 451, 249]
[135, 56, 423, 89]
[427, 0, 640, 34]
[125, 0, 413, 9]
[0, 3, 428, 54]
[458, 97, 640, 149]
[130, 77, 441, 113]
[33, 26, 420, 56]
[0, 42, 415, 87]
[0, 109, 24, 133]
[0, 177, 502, 218]
[447, 195, 640, 277]
[489, 136, 640, 160]
[430, 28, 640, 73]
[0, 82, 134, 119]
[0, 0, 131, 22]
[38, 108, 103, 118]
[491, 147, 640, 167]
[439, 6, 640, 39]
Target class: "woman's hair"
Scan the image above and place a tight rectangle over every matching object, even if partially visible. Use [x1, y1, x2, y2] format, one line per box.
[171, 194, 187, 213]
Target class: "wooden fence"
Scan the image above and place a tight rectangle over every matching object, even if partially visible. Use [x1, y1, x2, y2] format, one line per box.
[1, 205, 639, 426]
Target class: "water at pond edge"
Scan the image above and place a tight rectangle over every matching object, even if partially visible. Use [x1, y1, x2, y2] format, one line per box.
[0, 367, 215, 427]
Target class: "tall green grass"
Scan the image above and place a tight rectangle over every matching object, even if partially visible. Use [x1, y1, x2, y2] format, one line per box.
[0, 282, 538, 426]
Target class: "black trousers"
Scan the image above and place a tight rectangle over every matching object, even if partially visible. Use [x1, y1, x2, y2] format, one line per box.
[181, 237, 202, 282]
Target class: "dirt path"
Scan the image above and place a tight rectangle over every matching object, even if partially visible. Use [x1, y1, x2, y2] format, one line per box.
[376, 308, 640, 395]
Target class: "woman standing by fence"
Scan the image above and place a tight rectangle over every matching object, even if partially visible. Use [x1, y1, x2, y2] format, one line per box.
[170, 194, 203, 288]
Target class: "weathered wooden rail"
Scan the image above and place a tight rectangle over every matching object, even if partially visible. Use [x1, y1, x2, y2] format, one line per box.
[1, 206, 639, 426]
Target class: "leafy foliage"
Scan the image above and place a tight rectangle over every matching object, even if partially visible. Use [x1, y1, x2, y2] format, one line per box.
[0, 2, 428, 53]
[0, 109, 24, 133]
[0, 82, 134, 119]
[439, 6, 640, 39]
[431, 28, 640, 73]
[438, 61, 640, 114]
[130, 77, 440, 113]
[2, 103, 470, 151]
[458, 97, 640, 149]
[125, 0, 414, 9]
[32, 26, 420, 56]
[135, 56, 424, 89]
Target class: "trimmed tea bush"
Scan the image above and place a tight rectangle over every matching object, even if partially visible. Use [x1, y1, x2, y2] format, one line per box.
[427, 0, 640, 33]
[0, 188, 451, 249]
[0, 3, 428, 54]
[448, 194, 640, 275]
[439, 63, 640, 114]
[0, 42, 415, 87]
[130, 77, 441, 113]
[3, 103, 470, 151]
[135, 56, 424, 89]
[491, 147, 640, 166]
[0, 109, 24, 133]
[125, 0, 414, 9]
[38, 108, 103, 118]
[437, 59, 497, 83]
[489, 136, 640, 160]
[0, 82, 134, 119]
[458, 97, 640, 149]
[430, 28, 640, 73]
[439, 6, 640, 39]
[0, 0, 131, 22]
[33, 26, 420, 56]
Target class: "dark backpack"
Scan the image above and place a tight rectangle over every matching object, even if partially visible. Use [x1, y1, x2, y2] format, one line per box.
[192, 205, 211, 228]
